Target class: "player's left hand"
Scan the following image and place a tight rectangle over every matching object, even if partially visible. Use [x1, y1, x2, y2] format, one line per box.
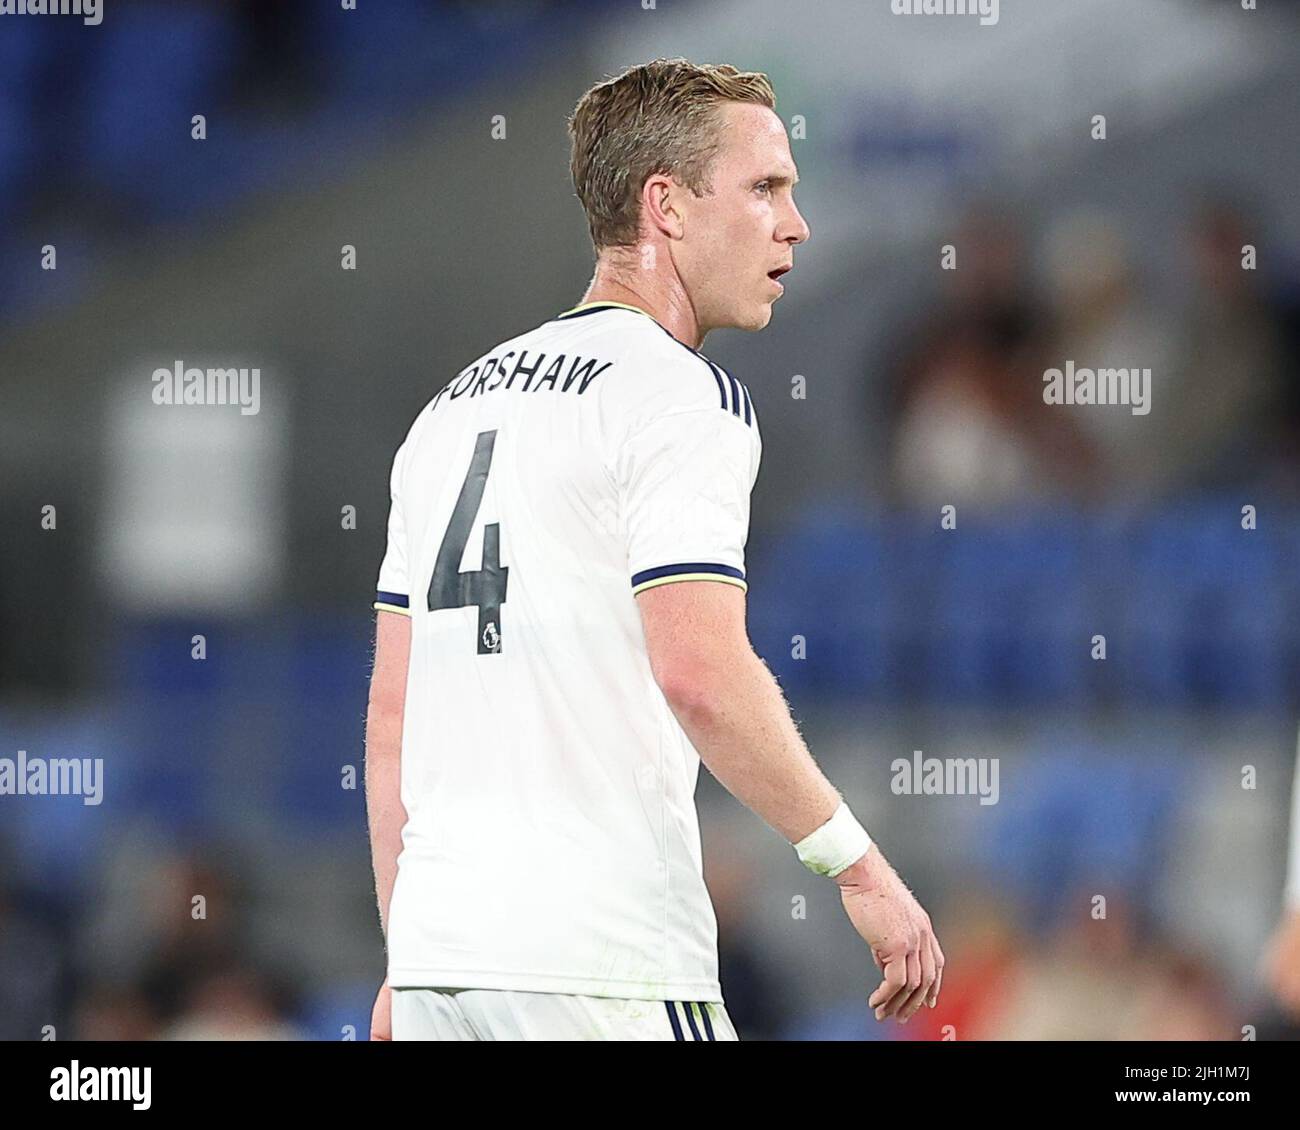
[370, 978, 393, 1040]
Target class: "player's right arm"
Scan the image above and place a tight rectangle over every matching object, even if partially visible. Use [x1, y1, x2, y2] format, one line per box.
[611, 344, 941, 1022]
[637, 580, 943, 1022]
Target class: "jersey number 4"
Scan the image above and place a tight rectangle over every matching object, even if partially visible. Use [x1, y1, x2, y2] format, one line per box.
[427, 429, 509, 654]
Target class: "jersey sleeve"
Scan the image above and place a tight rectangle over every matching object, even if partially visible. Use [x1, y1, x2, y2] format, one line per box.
[612, 351, 761, 597]
[374, 441, 412, 615]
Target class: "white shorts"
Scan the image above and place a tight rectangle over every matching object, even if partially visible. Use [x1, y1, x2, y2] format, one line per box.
[391, 987, 738, 1041]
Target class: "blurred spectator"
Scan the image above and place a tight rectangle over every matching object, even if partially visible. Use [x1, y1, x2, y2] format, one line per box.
[974, 892, 1233, 1040]
[73, 983, 161, 1041]
[1039, 209, 1177, 500]
[1154, 196, 1286, 493]
[69, 844, 307, 1039]
[0, 887, 67, 1041]
[161, 963, 305, 1041]
[1261, 907, 1300, 1022]
[886, 205, 1095, 508]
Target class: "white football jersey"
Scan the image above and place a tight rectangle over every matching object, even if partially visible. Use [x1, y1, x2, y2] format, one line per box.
[375, 300, 761, 1001]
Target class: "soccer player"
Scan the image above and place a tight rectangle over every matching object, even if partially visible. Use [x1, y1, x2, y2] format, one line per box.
[365, 58, 943, 1041]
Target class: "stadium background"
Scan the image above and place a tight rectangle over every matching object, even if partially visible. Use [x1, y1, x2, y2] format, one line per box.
[3, 0, 1300, 1040]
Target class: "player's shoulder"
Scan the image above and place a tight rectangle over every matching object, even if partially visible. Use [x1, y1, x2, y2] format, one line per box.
[639, 337, 755, 438]
[566, 304, 757, 430]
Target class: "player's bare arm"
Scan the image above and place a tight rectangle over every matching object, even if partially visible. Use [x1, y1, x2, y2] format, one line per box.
[365, 608, 411, 1039]
[636, 580, 944, 1022]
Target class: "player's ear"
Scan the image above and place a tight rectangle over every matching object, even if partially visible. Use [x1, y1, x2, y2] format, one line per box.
[642, 173, 685, 240]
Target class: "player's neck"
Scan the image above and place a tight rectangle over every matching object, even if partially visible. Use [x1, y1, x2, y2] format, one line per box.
[580, 265, 706, 351]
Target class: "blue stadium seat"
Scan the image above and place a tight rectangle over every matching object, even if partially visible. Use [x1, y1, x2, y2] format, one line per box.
[80, 9, 238, 213]
[275, 621, 371, 827]
[298, 981, 378, 1042]
[750, 499, 891, 699]
[973, 737, 1187, 930]
[0, 19, 45, 91]
[754, 501, 1300, 711]
[0, 708, 119, 896]
[0, 104, 34, 216]
[1002, 512, 1091, 706]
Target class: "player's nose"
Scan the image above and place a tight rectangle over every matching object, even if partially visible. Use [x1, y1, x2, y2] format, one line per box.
[781, 200, 811, 246]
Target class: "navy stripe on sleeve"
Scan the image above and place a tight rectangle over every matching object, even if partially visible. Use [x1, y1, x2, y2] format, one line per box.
[630, 562, 746, 591]
[375, 591, 410, 609]
[724, 372, 742, 419]
[720, 365, 752, 426]
[705, 359, 739, 418]
[709, 366, 728, 410]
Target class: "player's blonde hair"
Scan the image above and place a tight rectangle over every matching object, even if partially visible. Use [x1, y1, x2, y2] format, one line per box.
[568, 58, 777, 252]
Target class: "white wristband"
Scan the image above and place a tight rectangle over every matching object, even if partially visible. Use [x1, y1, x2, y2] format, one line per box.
[794, 801, 873, 877]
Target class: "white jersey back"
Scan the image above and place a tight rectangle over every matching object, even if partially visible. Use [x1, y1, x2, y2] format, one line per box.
[375, 301, 761, 1002]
